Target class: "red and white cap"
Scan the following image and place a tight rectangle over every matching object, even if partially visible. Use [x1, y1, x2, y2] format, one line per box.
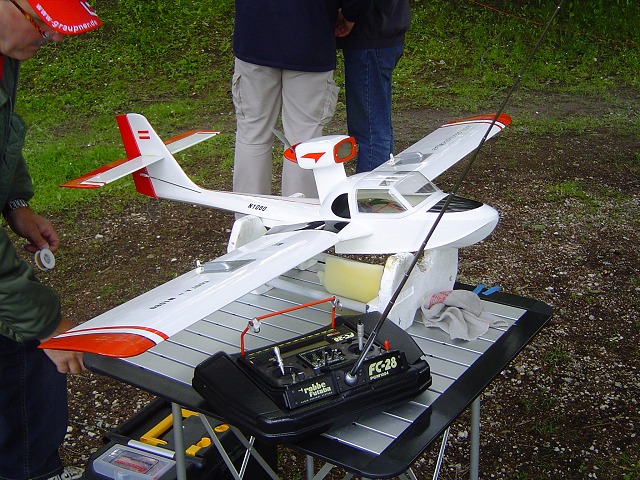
[27, 0, 102, 35]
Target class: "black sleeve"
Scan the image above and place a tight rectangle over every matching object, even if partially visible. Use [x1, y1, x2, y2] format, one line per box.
[341, 0, 374, 22]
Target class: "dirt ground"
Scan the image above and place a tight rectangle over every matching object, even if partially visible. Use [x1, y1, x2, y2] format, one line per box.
[28, 90, 639, 479]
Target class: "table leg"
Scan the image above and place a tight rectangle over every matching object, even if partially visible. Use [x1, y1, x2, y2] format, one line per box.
[470, 397, 480, 480]
[171, 403, 187, 480]
[432, 427, 450, 480]
[305, 460, 336, 480]
[197, 416, 279, 479]
[306, 455, 314, 480]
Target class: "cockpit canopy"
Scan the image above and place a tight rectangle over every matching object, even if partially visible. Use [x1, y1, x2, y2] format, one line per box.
[355, 170, 439, 214]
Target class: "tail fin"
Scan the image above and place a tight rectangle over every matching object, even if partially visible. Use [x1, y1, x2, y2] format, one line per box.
[62, 113, 219, 198]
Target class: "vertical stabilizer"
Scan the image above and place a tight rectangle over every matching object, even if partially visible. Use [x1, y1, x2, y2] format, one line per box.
[117, 113, 201, 198]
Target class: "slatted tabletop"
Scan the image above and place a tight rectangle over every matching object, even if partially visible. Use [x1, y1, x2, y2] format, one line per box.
[85, 255, 551, 478]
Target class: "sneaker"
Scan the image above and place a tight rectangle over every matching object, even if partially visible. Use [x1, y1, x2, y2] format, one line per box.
[47, 466, 84, 480]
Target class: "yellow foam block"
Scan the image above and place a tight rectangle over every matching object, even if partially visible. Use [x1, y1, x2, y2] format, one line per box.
[320, 256, 384, 303]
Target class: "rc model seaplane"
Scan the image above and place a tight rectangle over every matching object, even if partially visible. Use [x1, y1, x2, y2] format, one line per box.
[40, 112, 511, 357]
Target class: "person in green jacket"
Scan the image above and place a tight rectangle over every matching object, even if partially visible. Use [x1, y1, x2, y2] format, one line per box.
[0, 1, 101, 479]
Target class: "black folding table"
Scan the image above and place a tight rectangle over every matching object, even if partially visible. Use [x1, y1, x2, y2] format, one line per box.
[85, 258, 552, 479]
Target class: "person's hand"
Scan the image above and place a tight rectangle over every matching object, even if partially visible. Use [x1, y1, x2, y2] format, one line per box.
[43, 348, 86, 374]
[40, 318, 87, 374]
[335, 9, 355, 37]
[4, 206, 60, 254]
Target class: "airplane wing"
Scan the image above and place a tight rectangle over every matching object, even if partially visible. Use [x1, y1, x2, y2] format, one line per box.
[39, 228, 344, 358]
[382, 114, 511, 180]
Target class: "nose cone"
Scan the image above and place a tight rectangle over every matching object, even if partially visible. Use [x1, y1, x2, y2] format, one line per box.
[427, 201, 499, 249]
[334, 198, 499, 255]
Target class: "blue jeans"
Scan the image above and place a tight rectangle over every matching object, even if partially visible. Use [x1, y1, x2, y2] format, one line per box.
[343, 45, 404, 173]
[0, 335, 67, 480]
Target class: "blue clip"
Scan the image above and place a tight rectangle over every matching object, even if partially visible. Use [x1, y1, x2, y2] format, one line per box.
[481, 285, 502, 296]
[472, 284, 502, 296]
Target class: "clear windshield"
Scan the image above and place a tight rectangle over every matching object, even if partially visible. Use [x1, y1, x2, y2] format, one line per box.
[356, 172, 437, 214]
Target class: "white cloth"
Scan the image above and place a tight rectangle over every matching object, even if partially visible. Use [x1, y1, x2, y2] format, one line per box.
[421, 290, 509, 341]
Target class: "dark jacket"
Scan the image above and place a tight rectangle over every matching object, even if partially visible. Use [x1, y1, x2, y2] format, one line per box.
[0, 56, 33, 208]
[233, 0, 373, 72]
[0, 55, 61, 342]
[337, 0, 411, 50]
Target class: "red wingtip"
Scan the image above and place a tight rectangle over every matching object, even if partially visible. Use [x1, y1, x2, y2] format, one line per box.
[164, 130, 221, 145]
[448, 113, 512, 128]
[61, 158, 131, 189]
[39, 332, 157, 358]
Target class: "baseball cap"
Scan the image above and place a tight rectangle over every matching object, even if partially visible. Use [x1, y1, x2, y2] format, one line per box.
[27, 0, 102, 35]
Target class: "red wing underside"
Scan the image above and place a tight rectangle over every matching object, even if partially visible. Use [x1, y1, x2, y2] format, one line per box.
[41, 326, 168, 358]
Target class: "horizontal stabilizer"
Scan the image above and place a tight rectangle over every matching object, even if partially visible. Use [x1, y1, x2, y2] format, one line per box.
[62, 127, 219, 189]
[165, 130, 220, 154]
[62, 154, 164, 188]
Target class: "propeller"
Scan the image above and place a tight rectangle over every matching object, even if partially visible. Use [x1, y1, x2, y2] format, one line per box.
[272, 129, 292, 149]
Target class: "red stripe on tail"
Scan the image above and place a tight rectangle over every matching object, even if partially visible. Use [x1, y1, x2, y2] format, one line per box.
[116, 114, 157, 197]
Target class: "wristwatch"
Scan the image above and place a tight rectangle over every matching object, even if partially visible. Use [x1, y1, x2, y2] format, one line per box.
[2, 198, 29, 217]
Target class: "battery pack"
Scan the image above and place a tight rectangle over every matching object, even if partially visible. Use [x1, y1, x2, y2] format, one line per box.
[93, 444, 175, 480]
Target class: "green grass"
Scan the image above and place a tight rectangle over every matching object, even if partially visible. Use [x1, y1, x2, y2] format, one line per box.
[530, 416, 560, 436]
[511, 105, 640, 136]
[543, 346, 572, 368]
[15, 0, 640, 213]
